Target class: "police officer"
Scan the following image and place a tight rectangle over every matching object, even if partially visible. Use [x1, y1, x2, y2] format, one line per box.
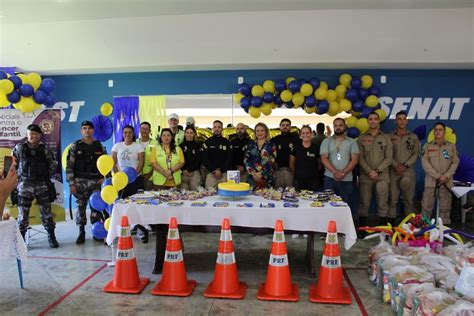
[271, 118, 300, 189]
[389, 111, 420, 223]
[66, 121, 107, 244]
[13, 124, 59, 248]
[230, 123, 251, 181]
[421, 122, 459, 225]
[202, 120, 233, 189]
[357, 112, 393, 227]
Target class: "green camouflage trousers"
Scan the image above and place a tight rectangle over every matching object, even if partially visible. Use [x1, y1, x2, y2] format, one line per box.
[73, 177, 103, 226]
[17, 180, 55, 233]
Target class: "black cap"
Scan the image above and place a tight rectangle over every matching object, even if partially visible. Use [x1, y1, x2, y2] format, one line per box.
[27, 124, 43, 134]
[81, 120, 94, 128]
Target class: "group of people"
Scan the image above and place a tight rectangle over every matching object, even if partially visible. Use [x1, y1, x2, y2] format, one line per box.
[5, 110, 459, 248]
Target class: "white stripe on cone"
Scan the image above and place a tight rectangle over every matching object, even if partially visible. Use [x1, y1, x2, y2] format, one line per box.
[216, 252, 236, 264]
[119, 226, 131, 237]
[220, 229, 232, 241]
[167, 228, 180, 240]
[116, 248, 135, 260]
[273, 231, 285, 243]
[165, 250, 183, 263]
[325, 232, 338, 245]
[269, 253, 288, 267]
[321, 255, 341, 268]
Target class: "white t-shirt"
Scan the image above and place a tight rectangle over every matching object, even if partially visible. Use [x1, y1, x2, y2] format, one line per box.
[112, 142, 144, 170]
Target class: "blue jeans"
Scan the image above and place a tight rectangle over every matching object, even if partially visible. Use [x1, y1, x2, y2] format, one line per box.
[323, 176, 355, 214]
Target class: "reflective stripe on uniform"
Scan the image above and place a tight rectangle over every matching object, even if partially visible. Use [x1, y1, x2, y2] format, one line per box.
[220, 229, 232, 241]
[273, 231, 285, 243]
[116, 248, 135, 260]
[168, 228, 180, 240]
[120, 226, 131, 237]
[325, 232, 338, 244]
[216, 252, 236, 265]
[269, 253, 288, 267]
[165, 250, 183, 263]
[321, 255, 341, 268]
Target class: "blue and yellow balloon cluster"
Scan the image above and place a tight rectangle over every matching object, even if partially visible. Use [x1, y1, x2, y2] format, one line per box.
[0, 71, 56, 113]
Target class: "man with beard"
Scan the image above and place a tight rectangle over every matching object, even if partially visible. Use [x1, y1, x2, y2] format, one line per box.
[230, 123, 250, 181]
[202, 120, 233, 189]
[271, 118, 299, 189]
[320, 118, 359, 206]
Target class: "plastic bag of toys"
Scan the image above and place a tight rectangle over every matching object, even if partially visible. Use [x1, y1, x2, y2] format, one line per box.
[399, 283, 436, 316]
[378, 256, 412, 302]
[412, 289, 459, 315]
[368, 239, 395, 284]
[438, 300, 474, 316]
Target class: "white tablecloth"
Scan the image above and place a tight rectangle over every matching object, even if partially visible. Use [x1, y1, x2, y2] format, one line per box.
[106, 195, 357, 250]
[452, 185, 474, 199]
[0, 219, 27, 261]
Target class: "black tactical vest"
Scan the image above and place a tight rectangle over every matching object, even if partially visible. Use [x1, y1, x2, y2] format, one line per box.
[73, 140, 104, 178]
[19, 142, 49, 181]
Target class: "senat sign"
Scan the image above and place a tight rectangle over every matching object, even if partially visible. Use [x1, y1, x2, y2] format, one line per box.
[379, 97, 470, 120]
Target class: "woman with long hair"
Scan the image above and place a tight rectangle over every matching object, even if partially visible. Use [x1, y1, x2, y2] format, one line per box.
[244, 122, 277, 190]
[150, 128, 185, 190]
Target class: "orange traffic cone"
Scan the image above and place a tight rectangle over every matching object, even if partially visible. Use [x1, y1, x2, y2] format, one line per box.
[309, 220, 351, 304]
[204, 218, 247, 299]
[103, 215, 149, 294]
[151, 217, 197, 296]
[257, 220, 299, 302]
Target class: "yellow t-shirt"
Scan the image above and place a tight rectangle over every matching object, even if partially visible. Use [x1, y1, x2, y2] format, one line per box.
[150, 145, 185, 186]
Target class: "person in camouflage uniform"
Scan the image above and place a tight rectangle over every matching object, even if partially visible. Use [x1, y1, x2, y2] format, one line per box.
[12, 124, 59, 248]
[66, 121, 107, 244]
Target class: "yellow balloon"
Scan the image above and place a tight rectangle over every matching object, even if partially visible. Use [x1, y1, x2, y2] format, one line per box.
[365, 95, 379, 107]
[300, 83, 313, 97]
[292, 92, 304, 107]
[18, 97, 35, 112]
[335, 85, 347, 99]
[375, 109, 387, 121]
[101, 185, 118, 205]
[361, 75, 373, 89]
[314, 88, 327, 100]
[356, 118, 369, 133]
[339, 73, 352, 88]
[339, 99, 352, 112]
[427, 126, 457, 144]
[234, 92, 244, 104]
[17, 73, 27, 83]
[26, 72, 42, 90]
[104, 218, 111, 232]
[263, 80, 275, 93]
[319, 81, 328, 90]
[0, 79, 14, 94]
[248, 106, 261, 119]
[97, 155, 114, 176]
[100, 102, 113, 116]
[62, 143, 72, 170]
[251, 85, 264, 97]
[326, 89, 337, 102]
[0, 93, 9, 107]
[345, 116, 358, 128]
[112, 171, 129, 191]
[328, 101, 339, 116]
[285, 77, 296, 86]
[261, 103, 272, 116]
[271, 103, 277, 109]
[304, 106, 316, 114]
[280, 90, 293, 102]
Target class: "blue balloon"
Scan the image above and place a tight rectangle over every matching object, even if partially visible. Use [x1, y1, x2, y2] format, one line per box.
[91, 222, 108, 239]
[274, 94, 283, 105]
[106, 204, 114, 215]
[284, 102, 294, 108]
[274, 79, 286, 92]
[352, 99, 364, 112]
[369, 86, 380, 96]
[7, 91, 20, 104]
[263, 92, 274, 103]
[101, 178, 113, 189]
[0, 71, 7, 80]
[89, 191, 107, 211]
[19, 84, 34, 97]
[238, 83, 251, 96]
[240, 96, 251, 109]
[351, 77, 362, 89]
[44, 93, 56, 106]
[373, 103, 381, 110]
[243, 106, 249, 113]
[305, 96, 317, 107]
[39, 78, 55, 93]
[358, 88, 369, 100]
[251, 96, 263, 107]
[317, 100, 329, 114]
[123, 167, 137, 183]
[346, 88, 359, 102]
[308, 77, 320, 90]
[288, 80, 301, 93]
[361, 106, 373, 118]
[9, 75, 22, 89]
[347, 127, 360, 138]
[298, 79, 306, 86]
[33, 90, 47, 104]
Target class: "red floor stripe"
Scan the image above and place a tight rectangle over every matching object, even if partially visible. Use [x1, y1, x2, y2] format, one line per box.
[343, 269, 368, 316]
[38, 263, 107, 316]
[29, 255, 110, 263]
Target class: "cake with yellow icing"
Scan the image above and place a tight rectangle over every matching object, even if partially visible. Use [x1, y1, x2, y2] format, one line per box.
[218, 181, 250, 197]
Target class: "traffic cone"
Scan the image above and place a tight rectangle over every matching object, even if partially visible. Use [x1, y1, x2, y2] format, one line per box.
[204, 218, 247, 299]
[151, 217, 197, 296]
[309, 220, 352, 304]
[103, 215, 149, 294]
[257, 220, 299, 302]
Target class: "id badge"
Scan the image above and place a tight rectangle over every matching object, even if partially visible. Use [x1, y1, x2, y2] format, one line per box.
[336, 153, 342, 161]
